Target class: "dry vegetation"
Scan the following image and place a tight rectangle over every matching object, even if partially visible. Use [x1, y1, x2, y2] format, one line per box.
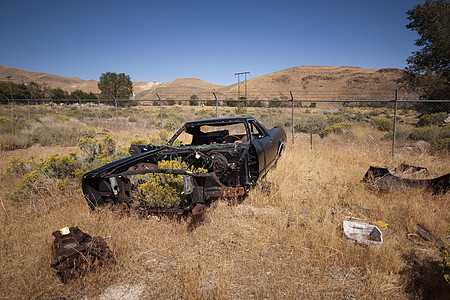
[0, 104, 449, 299]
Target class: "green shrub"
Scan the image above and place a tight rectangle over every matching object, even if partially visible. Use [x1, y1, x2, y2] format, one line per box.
[31, 115, 95, 147]
[164, 121, 177, 131]
[98, 110, 113, 118]
[247, 100, 264, 107]
[294, 115, 328, 134]
[6, 156, 36, 176]
[319, 122, 352, 138]
[235, 106, 247, 116]
[373, 117, 394, 131]
[417, 112, 448, 127]
[440, 239, 450, 284]
[8, 136, 129, 202]
[9, 152, 81, 201]
[268, 100, 282, 108]
[328, 115, 349, 125]
[128, 116, 138, 122]
[0, 117, 29, 134]
[384, 129, 411, 141]
[433, 138, 450, 151]
[409, 125, 450, 143]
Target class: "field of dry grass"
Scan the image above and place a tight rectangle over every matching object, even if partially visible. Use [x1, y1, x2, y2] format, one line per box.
[0, 106, 449, 299]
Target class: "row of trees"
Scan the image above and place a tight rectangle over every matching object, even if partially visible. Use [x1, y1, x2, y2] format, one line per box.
[0, 72, 134, 102]
[0, 81, 97, 101]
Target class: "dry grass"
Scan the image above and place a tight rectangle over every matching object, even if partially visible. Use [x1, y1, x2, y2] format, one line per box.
[0, 120, 449, 299]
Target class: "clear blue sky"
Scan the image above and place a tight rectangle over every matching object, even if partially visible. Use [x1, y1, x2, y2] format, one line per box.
[0, 0, 423, 85]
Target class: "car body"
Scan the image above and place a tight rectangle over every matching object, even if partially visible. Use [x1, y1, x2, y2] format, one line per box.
[82, 117, 286, 215]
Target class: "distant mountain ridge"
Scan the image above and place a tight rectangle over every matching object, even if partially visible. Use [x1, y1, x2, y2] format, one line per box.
[0, 65, 417, 100]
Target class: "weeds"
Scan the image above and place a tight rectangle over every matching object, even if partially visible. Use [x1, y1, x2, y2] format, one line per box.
[0, 105, 449, 299]
[7, 135, 128, 202]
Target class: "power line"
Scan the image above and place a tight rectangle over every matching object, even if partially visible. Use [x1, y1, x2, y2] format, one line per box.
[235, 72, 250, 99]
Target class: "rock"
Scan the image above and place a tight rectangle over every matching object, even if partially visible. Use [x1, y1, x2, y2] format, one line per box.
[99, 283, 145, 300]
[201, 269, 218, 296]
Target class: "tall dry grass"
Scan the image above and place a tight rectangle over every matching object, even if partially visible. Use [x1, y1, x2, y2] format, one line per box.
[0, 122, 449, 299]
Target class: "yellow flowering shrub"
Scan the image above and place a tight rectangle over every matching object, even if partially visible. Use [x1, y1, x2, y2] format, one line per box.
[319, 122, 352, 138]
[8, 135, 129, 201]
[138, 159, 206, 208]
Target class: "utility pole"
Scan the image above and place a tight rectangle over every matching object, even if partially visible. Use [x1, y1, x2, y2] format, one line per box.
[6, 76, 13, 100]
[235, 72, 250, 99]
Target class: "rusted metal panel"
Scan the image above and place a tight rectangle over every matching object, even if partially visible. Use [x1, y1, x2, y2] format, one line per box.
[363, 166, 449, 195]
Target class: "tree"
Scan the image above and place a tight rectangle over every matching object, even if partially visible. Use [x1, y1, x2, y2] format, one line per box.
[69, 89, 97, 100]
[404, 0, 450, 101]
[189, 94, 199, 106]
[98, 72, 133, 99]
[50, 87, 68, 100]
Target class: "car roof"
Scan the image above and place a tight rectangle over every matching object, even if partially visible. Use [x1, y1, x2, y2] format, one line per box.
[184, 117, 256, 126]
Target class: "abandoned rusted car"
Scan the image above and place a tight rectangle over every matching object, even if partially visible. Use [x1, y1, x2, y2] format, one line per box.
[82, 117, 286, 215]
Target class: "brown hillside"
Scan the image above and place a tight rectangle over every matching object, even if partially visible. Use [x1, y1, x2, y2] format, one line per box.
[217, 66, 417, 100]
[1, 65, 418, 100]
[0, 65, 100, 93]
[136, 78, 224, 100]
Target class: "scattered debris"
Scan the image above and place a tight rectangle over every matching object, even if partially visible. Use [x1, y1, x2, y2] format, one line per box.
[298, 211, 309, 217]
[343, 221, 383, 245]
[50, 226, 115, 283]
[415, 225, 446, 249]
[363, 166, 449, 195]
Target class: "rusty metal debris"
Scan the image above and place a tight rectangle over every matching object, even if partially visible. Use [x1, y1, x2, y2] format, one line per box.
[50, 227, 115, 282]
[363, 165, 449, 195]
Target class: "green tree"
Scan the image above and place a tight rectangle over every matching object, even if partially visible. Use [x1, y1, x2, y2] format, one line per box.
[189, 94, 199, 106]
[98, 72, 133, 99]
[69, 89, 98, 100]
[27, 82, 44, 99]
[50, 87, 68, 100]
[404, 0, 450, 101]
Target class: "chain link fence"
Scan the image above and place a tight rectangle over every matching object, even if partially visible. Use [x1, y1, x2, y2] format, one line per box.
[1, 94, 449, 159]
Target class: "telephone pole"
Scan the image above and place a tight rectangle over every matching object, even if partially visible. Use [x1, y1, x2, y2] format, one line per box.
[235, 72, 250, 99]
[6, 76, 13, 100]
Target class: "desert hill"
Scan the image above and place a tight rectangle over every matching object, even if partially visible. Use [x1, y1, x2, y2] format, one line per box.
[216, 66, 415, 100]
[136, 78, 224, 99]
[0, 65, 100, 93]
[0, 65, 417, 100]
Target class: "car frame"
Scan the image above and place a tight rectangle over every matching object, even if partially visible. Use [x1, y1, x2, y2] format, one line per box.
[82, 117, 286, 215]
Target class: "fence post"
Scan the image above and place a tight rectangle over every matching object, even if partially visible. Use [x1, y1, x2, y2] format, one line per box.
[290, 91, 295, 144]
[392, 89, 398, 160]
[213, 92, 219, 118]
[25, 96, 31, 120]
[51, 101, 54, 114]
[111, 95, 119, 133]
[156, 93, 163, 131]
[76, 96, 83, 122]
